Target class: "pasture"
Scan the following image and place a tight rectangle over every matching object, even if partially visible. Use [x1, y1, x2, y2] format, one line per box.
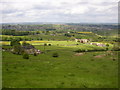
[2, 45, 118, 88]
[0, 40, 112, 51]
[1, 23, 119, 88]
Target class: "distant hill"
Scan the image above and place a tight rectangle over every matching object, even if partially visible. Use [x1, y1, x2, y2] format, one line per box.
[2, 23, 118, 31]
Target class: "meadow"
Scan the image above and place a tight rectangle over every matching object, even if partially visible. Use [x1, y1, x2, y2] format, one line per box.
[1, 25, 119, 88]
[1, 40, 112, 50]
[2, 45, 118, 88]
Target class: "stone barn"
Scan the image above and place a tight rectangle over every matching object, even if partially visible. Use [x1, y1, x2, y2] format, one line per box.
[90, 43, 106, 47]
[75, 39, 89, 43]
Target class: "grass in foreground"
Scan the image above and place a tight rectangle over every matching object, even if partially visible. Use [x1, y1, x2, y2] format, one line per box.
[2, 45, 118, 88]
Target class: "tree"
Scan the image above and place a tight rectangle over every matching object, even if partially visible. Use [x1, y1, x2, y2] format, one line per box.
[22, 41, 30, 46]
[23, 53, 29, 59]
[43, 43, 47, 53]
[40, 38, 43, 40]
[52, 53, 59, 57]
[34, 53, 37, 56]
[64, 33, 71, 37]
[36, 31, 40, 34]
[106, 44, 109, 47]
[13, 45, 24, 55]
[106, 44, 109, 51]
[74, 49, 85, 53]
[112, 42, 120, 51]
[48, 44, 51, 46]
[10, 39, 21, 46]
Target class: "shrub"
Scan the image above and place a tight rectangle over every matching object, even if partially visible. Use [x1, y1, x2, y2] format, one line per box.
[52, 53, 59, 57]
[22, 41, 30, 46]
[106, 44, 109, 47]
[23, 53, 29, 59]
[112, 43, 120, 51]
[74, 49, 85, 53]
[34, 53, 37, 56]
[74, 49, 81, 53]
[106, 47, 109, 51]
[10, 39, 21, 46]
[13, 45, 24, 55]
[44, 43, 47, 46]
[112, 46, 120, 51]
[48, 44, 51, 46]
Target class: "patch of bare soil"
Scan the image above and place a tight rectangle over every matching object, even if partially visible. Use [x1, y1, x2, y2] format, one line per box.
[74, 53, 84, 56]
[94, 54, 106, 58]
[106, 50, 112, 53]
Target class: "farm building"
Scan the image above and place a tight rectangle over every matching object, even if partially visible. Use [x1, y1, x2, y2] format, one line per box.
[90, 43, 106, 47]
[77, 32, 92, 34]
[75, 39, 90, 43]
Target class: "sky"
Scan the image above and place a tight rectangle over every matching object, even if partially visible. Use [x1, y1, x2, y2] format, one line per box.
[0, 0, 119, 23]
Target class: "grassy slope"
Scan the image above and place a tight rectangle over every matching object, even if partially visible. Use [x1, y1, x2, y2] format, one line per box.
[2, 45, 118, 88]
[1, 40, 112, 50]
[0, 32, 101, 41]
[1, 34, 70, 41]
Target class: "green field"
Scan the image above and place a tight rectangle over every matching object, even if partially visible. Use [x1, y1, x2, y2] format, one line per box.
[1, 28, 119, 88]
[0, 40, 113, 51]
[2, 45, 118, 88]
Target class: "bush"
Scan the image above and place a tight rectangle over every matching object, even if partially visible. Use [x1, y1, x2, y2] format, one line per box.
[40, 38, 43, 40]
[106, 47, 109, 51]
[48, 44, 51, 46]
[34, 53, 37, 56]
[10, 39, 21, 46]
[112, 46, 120, 51]
[22, 41, 30, 46]
[112, 43, 120, 51]
[23, 53, 29, 59]
[106, 44, 109, 47]
[74, 49, 85, 53]
[44, 43, 47, 46]
[52, 53, 59, 57]
[74, 49, 81, 53]
[13, 45, 24, 55]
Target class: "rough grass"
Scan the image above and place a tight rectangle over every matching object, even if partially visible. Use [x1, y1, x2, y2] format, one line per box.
[2, 45, 118, 88]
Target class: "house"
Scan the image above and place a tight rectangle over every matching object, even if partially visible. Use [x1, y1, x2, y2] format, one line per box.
[90, 43, 106, 47]
[97, 43, 106, 47]
[75, 39, 89, 43]
[91, 43, 97, 46]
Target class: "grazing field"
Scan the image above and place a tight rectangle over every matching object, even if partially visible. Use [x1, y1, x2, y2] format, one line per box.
[1, 24, 119, 88]
[1, 40, 112, 50]
[2, 45, 118, 88]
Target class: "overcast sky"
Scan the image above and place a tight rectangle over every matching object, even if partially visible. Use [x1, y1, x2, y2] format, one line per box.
[0, 0, 119, 23]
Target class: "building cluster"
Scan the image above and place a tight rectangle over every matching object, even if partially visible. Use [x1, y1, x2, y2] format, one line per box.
[75, 38, 106, 47]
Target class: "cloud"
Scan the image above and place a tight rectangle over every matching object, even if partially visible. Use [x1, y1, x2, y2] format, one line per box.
[0, 0, 119, 23]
